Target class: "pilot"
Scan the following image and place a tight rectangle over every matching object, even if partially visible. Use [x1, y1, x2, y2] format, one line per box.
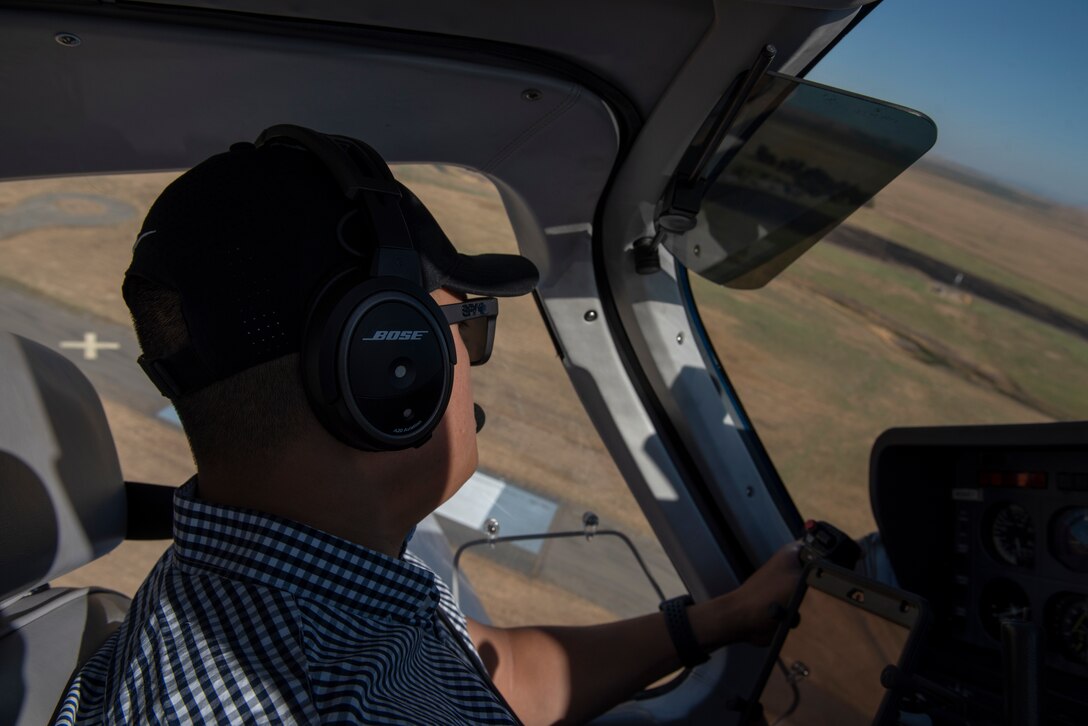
[56, 127, 801, 725]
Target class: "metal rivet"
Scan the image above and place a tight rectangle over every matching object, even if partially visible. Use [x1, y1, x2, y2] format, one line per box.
[583, 511, 599, 539]
[521, 88, 543, 102]
[693, 244, 701, 256]
[55, 32, 81, 47]
[676, 332, 684, 344]
[745, 486, 755, 497]
[584, 310, 598, 322]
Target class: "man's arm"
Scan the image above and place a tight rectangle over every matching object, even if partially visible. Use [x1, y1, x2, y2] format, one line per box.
[466, 542, 802, 726]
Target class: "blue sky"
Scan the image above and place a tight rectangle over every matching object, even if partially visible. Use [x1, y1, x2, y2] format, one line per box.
[807, 0, 1088, 207]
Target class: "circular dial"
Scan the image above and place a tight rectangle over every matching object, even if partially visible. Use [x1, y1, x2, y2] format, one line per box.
[1047, 593, 1088, 666]
[1050, 507, 1088, 573]
[979, 578, 1032, 640]
[988, 503, 1035, 568]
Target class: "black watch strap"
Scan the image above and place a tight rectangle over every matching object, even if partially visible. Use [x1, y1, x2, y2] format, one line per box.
[660, 595, 709, 668]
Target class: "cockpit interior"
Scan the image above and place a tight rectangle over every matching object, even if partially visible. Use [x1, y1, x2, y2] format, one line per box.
[0, 1, 1084, 724]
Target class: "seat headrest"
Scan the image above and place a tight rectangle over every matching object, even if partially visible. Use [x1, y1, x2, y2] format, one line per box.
[0, 333, 125, 601]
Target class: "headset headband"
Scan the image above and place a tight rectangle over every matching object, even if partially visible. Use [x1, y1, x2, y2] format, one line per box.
[254, 125, 421, 285]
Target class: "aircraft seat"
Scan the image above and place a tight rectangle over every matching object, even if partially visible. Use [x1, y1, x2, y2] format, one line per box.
[0, 332, 130, 726]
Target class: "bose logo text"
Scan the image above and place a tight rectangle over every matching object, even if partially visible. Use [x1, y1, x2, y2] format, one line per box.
[363, 330, 429, 341]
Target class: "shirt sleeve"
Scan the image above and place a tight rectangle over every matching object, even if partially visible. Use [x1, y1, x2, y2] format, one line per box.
[62, 565, 321, 725]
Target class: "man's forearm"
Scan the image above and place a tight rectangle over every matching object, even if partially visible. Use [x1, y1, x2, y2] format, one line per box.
[468, 543, 801, 724]
[470, 593, 751, 725]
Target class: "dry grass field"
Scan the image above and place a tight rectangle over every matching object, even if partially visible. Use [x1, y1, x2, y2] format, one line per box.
[849, 160, 1088, 321]
[2, 156, 1084, 616]
[0, 172, 178, 327]
[0, 164, 672, 621]
[693, 160, 1088, 535]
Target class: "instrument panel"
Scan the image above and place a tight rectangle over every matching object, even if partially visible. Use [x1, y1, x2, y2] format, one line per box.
[870, 422, 1088, 725]
[948, 462, 1088, 673]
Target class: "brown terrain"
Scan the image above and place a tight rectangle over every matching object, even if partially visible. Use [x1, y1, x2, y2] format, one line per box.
[2, 157, 1084, 623]
[1, 165, 672, 626]
[851, 159, 1088, 319]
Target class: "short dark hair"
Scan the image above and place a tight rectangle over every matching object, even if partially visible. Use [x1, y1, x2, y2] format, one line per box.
[123, 275, 311, 468]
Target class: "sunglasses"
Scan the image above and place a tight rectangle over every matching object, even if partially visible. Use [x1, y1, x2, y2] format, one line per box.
[440, 297, 498, 366]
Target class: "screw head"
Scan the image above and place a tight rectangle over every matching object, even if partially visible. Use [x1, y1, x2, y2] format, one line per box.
[521, 88, 543, 102]
[676, 332, 684, 345]
[55, 32, 82, 47]
[693, 244, 701, 256]
[584, 310, 598, 322]
[745, 486, 755, 497]
[484, 518, 500, 536]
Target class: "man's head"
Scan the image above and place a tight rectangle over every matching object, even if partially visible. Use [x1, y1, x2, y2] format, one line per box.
[124, 127, 537, 506]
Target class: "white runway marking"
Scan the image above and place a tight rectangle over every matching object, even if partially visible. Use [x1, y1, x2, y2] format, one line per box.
[437, 470, 558, 554]
[157, 405, 182, 427]
[60, 332, 120, 360]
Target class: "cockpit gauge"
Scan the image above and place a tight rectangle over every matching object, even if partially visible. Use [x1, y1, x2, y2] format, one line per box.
[1050, 507, 1088, 573]
[979, 578, 1031, 640]
[1047, 592, 1088, 666]
[986, 503, 1035, 568]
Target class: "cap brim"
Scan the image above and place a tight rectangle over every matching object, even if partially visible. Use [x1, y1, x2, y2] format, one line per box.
[442, 253, 539, 297]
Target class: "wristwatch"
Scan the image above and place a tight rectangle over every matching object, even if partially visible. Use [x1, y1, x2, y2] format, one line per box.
[659, 595, 710, 668]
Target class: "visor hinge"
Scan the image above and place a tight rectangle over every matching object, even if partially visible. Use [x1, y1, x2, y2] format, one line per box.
[633, 208, 698, 275]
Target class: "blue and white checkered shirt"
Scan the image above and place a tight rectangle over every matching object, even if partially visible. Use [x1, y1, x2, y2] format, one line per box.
[55, 479, 519, 724]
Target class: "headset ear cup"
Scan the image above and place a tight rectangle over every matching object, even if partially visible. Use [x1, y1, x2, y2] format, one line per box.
[302, 274, 455, 451]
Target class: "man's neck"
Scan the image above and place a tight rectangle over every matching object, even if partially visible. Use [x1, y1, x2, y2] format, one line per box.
[195, 443, 446, 557]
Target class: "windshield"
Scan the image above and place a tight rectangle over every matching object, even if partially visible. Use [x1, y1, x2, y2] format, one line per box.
[687, 16, 1088, 537]
[690, 163, 1088, 536]
[0, 165, 684, 626]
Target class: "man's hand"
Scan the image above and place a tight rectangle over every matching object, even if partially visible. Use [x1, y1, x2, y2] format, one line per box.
[732, 541, 804, 645]
[688, 541, 804, 650]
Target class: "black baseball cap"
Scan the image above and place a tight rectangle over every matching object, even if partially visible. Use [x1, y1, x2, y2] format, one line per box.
[124, 134, 538, 398]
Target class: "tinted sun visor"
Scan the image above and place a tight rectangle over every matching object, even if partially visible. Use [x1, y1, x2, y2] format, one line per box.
[667, 72, 937, 289]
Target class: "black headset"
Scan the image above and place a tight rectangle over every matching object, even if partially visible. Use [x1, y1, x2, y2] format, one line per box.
[254, 125, 456, 452]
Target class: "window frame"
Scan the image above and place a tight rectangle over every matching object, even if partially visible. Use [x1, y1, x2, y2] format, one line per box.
[675, 265, 805, 537]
